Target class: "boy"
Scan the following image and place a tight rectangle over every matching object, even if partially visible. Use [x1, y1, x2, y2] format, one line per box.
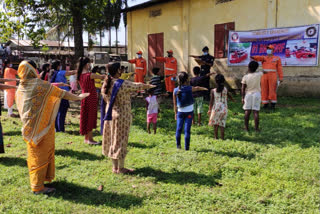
[145, 88, 160, 134]
[241, 61, 265, 132]
[190, 66, 215, 126]
[149, 67, 163, 96]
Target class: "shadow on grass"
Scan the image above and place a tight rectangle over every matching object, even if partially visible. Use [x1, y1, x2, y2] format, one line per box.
[197, 149, 255, 160]
[55, 149, 104, 161]
[128, 142, 156, 149]
[0, 157, 26, 167]
[132, 167, 221, 186]
[51, 181, 143, 208]
[3, 130, 22, 136]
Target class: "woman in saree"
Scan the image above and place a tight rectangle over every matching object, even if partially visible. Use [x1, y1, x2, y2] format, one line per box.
[15, 60, 89, 195]
[101, 62, 155, 174]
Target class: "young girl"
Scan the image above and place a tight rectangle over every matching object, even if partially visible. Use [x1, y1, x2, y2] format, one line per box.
[208, 74, 234, 140]
[173, 72, 207, 150]
[145, 89, 159, 134]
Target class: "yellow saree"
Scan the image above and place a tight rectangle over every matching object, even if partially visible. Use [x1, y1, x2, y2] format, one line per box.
[15, 61, 66, 191]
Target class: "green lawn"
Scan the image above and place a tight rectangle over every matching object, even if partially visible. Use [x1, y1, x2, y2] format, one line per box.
[0, 95, 319, 213]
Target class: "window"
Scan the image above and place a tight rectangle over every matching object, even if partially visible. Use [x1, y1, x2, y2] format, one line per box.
[214, 22, 235, 58]
[216, 0, 234, 4]
[149, 9, 162, 18]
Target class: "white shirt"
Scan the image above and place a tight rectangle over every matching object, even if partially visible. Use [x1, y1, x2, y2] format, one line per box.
[146, 95, 159, 114]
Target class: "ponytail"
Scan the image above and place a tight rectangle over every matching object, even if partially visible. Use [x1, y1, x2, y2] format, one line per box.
[77, 57, 90, 80]
[103, 62, 121, 94]
[215, 74, 225, 93]
[176, 72, 189, 99]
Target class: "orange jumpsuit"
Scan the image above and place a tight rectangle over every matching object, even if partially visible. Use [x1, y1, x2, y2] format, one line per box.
[128, 58, 147, 83]
[252, 55, 283, 104]
[155, 56, 177, 92]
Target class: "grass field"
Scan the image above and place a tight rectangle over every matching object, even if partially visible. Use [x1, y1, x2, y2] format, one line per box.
[0, 95, 319, 213]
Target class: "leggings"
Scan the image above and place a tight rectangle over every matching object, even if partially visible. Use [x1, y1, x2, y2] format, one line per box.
[176, 111, 193, 150]
[55, 99, 70, 132]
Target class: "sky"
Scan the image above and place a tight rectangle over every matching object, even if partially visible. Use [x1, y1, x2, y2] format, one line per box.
[84, 0, 150, 46]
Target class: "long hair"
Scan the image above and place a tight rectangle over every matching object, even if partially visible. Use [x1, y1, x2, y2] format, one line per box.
[40, 63, 50, 80]
[176, 72, 189, 99]
[104, 62, 121, 94]
[3, 59, 10, 73]
[27, 60, 37, 70]
[77, 57, 90, 80]
[215, 74, 225, 93]
[51, 60, 60, 71]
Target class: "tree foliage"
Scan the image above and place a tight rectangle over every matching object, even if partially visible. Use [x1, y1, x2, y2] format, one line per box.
[1, 0, 129, 58]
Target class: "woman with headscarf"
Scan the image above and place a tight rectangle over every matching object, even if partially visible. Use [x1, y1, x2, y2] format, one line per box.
[102, 62, 155, 174]
[3, 59, 18, 117]
[15, 60, 89, 195]
[77, 57, 105, 145]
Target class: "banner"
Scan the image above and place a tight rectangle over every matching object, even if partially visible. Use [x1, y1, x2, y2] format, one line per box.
[227, 24, 319, 66]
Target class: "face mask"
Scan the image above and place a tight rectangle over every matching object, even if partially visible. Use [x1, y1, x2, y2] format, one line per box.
[203, 52, 208, 56]
[266, 49, 273, 55]
[137, 54, 142, 58]
[9, 64, 12, 67]
[59, 66, 62, 70]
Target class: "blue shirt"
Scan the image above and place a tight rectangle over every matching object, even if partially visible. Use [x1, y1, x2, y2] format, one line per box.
[53, 70, 69, 91]
[174, 85, 194, 108]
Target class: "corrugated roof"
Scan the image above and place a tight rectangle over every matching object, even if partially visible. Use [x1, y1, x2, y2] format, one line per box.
[123, 0, 175, 12]
[8, 39, 89, 47]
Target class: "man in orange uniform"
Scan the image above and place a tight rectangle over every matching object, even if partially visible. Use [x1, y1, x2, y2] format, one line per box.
[154, 50, 177, 95]
[251, 45, 283, 110]
[128, 51, 147, 83]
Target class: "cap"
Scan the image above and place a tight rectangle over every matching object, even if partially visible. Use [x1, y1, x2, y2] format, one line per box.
[136, 51, 142, 54]
[167, 50, 173, 53]
[202, 46, 209, 52]
[267, 45, 274, 50]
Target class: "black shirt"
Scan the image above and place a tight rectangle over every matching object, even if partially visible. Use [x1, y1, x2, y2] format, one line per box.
[190, 76, 207, 97]
[199, 54, 214, 89]
[200, 54, 215, 75]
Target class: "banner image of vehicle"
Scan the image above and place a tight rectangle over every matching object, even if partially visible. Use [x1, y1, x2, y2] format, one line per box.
[227, 24, 320, 66]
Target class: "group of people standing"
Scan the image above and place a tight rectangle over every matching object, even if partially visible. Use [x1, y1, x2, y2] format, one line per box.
[0, 44, 283, 195]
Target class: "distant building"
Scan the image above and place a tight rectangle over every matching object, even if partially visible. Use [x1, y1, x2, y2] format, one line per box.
[125, 0, 320, 97]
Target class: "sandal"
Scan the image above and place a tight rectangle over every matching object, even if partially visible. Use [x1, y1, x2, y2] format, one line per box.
[112, 168, 119, 174]
[33, 187, 56, 195]
[85, 140, 101, 145]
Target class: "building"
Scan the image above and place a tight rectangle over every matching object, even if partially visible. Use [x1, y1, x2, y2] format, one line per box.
[126, 0, 320, 97]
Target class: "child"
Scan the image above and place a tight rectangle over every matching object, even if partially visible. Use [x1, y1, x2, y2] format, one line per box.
[173, 72, 207, 150]
[92, 66, 102, 96]
[241, 61, 264, 132]
[190, 66, 215, 126]
[68, 64, 78, 93]
[150, 67, 163, 96]
[145, 88, 160, 134]
[208, 74, 234, 140]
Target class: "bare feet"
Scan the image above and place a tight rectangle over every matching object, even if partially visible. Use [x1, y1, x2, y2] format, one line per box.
[112, 168, 119, 174]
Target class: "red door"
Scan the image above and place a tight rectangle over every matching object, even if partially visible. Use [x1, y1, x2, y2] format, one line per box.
[214, 22, 235, 58]
[148, 33, 164, 75]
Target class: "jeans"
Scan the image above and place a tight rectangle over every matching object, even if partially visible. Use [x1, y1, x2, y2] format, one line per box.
[176, 111, 193, 150]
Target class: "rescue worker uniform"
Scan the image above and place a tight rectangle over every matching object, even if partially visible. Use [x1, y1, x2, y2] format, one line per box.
[128, 51, 147, 83]
[155, 50, 177, 93]
[252, 55, 283, 105]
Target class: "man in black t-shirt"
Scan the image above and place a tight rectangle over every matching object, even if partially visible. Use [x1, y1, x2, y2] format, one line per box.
[190, 46, 215, 98]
